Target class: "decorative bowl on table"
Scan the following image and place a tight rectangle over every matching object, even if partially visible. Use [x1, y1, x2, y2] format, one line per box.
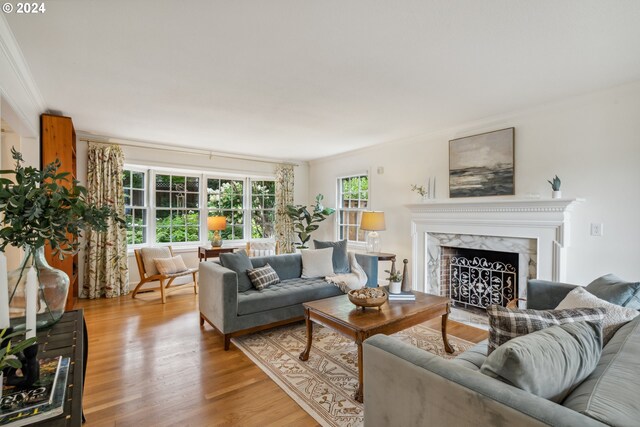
[348, 288, 388, 310]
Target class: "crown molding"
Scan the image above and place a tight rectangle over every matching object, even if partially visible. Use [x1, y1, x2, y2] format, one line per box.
[0, 14, 46, 133]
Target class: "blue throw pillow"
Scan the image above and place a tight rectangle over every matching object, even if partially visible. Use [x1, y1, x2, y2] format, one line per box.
[586, 274, 640, 309]
[481, 321, 603, 403]
[313, 239, 350, 274]
[219, 250, 253, 293]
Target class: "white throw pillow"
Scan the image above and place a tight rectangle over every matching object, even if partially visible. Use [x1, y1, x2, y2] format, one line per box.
[556, 286, 639, 343]
[300, 248, 335, 278]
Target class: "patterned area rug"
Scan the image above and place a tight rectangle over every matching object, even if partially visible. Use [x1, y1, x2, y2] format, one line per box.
[232, 321, 475, 427]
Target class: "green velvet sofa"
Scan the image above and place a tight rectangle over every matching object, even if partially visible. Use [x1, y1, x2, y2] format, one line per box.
[199, 252, 378, 350]
[363, 279, 639, 427]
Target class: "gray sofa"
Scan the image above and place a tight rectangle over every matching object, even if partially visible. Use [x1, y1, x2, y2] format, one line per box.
[199, 252, 378, 350]
[363, 279, 639, 427]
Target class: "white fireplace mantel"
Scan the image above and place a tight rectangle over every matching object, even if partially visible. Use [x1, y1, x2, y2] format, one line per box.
[407, 198, 583, 292]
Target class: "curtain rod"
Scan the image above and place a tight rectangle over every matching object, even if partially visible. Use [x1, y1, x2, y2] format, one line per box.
[78, 138, 299, 167]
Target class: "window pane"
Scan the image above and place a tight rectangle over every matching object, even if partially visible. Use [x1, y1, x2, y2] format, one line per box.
[124, 189, 131, 206]
[186, 211, 199, 225]
[156, 209, 170, 222]
[156, 174, 170, 191]
[123, 170, 131, 188]
[264, 195, 275, 209]
[132, 172, 144, 189]
[172, 193, 187, 208]
[171, 176, 185, 191]
[186, 194, 199, 208]
[134, 209, 147, 225]
[156, 192, 170, 208]
[187, 227, 199, 242]
[156, 227, 170, 243]
[186, 177, 199, 192]
[135, 227, 147, 245]
[132, 189, 145, 206]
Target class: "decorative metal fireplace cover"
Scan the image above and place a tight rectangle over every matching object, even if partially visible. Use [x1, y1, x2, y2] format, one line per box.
[450, 256, 516, 309]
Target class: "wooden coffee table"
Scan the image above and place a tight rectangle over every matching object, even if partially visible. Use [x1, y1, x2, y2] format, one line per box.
[298, 291, 453, 403]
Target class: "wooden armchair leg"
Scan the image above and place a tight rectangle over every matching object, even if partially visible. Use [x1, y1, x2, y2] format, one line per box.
[159, 278, 166, 304]
[131, 279, 146, 299]
[193, 272, 198, 295]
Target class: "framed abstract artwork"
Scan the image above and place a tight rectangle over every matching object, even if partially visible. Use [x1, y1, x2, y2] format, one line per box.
[449, 127, 515, 198]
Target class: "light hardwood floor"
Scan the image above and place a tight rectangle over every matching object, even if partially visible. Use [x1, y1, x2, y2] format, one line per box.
[78, 288, 488, 427]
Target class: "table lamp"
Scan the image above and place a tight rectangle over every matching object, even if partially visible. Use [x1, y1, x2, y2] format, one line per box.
[360, 211, 385, 253]
[207, 216, 227, 247]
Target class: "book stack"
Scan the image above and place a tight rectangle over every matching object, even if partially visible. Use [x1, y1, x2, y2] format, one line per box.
[0, 356, 70, 426]
[388, 290, 416, 301]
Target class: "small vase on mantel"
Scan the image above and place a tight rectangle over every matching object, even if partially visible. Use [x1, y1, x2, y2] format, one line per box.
[8, 247, 70, 331]
[552, 190, 562, 199]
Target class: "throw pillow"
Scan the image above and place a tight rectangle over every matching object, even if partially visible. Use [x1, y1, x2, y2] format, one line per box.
[556, 286, 639, 343]
[585, 274, 640, 309]
[248, 241, 277, 257]
[154, 255, 188, 275]
[486, 305, 606, 354]
[313, 239, 350, 274]
[140, 246, 172, 276]
[481, 321, 603, 403]
[219, 250, 254, 293]
[247, 263, 280, 290]
[300, 248, 335, 278]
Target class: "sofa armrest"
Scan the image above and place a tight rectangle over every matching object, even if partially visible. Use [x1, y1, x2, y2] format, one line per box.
[363, 335, 606, 427]
[198, 261, 239, 333]
[354, 253, 378, 287]
[526, 279, 578, 310]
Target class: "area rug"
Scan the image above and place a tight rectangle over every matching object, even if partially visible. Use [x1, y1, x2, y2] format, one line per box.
[232, 322, 475, 427]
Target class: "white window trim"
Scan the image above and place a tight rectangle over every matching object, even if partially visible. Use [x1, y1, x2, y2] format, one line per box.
[336, 172, 370, 244]
[124, 164, 276, 250]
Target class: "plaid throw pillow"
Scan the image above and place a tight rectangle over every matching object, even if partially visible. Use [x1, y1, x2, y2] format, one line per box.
[247, 263, 280, 290]
[486, 305, 606, 354]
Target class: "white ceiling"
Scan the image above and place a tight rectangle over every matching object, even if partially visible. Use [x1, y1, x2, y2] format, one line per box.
[6, 1, 640, 161]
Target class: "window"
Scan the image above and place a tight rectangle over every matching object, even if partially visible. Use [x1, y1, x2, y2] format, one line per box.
[154, 173, 201, 243]
[124, 166, 275, 247]
[337, 174, 369, 242]
[206, 178, 245, 241]
[250, 180, 276, 238]
[123, 169, 147, 245]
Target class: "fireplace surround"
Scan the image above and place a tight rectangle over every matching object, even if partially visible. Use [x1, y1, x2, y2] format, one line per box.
[407, 198, 582, 325]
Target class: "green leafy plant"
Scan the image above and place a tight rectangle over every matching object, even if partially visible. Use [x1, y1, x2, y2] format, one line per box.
[285, 194, 336, 249]
[0, 148, 122, 257]
[0, 328, 37, 370]
[410, 184, 428, 197]
[547, 175, 561, 191]
[385, 269, 403, 282]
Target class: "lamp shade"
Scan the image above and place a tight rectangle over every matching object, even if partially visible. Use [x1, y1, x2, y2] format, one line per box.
[360, 211, 386, 231]
[207, 216, 227, 231]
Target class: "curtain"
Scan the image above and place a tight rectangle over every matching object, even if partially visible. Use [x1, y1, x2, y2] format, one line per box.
[82, 143, 129, 298]
[275, 164, 295, 254]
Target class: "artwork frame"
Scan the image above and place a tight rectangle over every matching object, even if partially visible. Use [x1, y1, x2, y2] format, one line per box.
[449, 127, 515, 198]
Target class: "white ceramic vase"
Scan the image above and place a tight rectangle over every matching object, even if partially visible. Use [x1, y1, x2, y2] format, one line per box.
[552, 190, 562, 199]
[389, 281, 402, 294]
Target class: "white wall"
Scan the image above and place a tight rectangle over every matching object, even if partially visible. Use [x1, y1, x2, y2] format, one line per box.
[308, 81, 640, 285]
[75, 139, 310, 293]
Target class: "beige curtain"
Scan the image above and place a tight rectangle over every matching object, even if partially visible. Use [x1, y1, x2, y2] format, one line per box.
[82, 143, 129, 298]
[275, 164, 295, 254]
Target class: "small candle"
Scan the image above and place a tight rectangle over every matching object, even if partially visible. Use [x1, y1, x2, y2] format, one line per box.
[0, 252, 9, 329]
[25, 266, 37, 340]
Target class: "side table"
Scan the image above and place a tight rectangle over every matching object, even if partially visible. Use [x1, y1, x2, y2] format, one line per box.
[198, 246, 236, 262]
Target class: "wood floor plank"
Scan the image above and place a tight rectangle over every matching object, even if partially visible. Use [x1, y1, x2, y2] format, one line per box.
[78, 288, 487, 426]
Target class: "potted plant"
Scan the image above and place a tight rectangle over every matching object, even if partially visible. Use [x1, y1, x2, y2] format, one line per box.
[285, 194, 335, 250]
[0, 148, 121, 330]
[547, 175, 562, 199]
[0, 328, 37, 396]
[385, 269, 403, 294]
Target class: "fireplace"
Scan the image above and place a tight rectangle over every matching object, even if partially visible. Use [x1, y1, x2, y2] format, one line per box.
[443, 247, 518, 309]
[408, 198, 582, 327]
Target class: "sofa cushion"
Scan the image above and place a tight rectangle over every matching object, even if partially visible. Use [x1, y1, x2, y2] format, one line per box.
[250, 253, 302, 280]
[314, 239, 350, 274]
[247, 263, 280, 290]
[237, 278, 343, 315]
[481, 321, 603, 403]
[486, 305, 606, 354]
[219, 250, 254, 292]
[452, 341, 488, 371]
[300, 248, 334, 278]
[556, 286, 639, 344]
[586, 274, 640, 309]
[563, 316, 640, 426]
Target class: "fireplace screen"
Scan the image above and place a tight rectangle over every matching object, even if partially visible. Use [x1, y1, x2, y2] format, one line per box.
[449, 249, 517, 309]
